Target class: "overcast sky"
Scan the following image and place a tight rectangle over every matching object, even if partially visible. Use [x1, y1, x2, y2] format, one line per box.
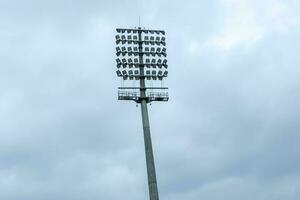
[1, 0, 300, 199]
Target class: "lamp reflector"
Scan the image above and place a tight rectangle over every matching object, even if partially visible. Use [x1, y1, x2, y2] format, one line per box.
[157, 70, 163, 76]
[163, 71, 168, 77]
[156, 47, 161, 53]
[151, 59, 156, 67]
[128, 70, 134, 76]
[116, 70, 122, 77]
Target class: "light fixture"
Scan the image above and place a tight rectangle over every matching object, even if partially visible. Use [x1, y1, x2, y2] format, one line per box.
[116, 70, 122, 77]
[163, 59, 168, 68]
[116, 58, 122, 68]
[115, 27, 169, 200]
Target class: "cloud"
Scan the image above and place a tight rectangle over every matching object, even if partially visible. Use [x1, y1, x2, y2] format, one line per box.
[0, 0, 300, 200]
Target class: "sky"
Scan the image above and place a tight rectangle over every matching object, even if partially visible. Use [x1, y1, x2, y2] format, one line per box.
[0, 0, 300, 199]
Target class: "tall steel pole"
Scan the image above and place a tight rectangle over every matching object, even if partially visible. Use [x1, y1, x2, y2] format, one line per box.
[116, 27, 168, 200]
[138, 27, 160, 200]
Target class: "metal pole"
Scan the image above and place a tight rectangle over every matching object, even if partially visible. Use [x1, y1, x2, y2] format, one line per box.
[138, 27, 160, 200]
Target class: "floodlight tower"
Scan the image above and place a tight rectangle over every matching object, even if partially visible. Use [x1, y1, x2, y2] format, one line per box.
[115, 27, 168, 200]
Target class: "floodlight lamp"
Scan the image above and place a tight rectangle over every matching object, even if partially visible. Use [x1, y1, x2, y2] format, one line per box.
[116, 70, 122, 77]
[157, 59, 162, 68]
[163, 71, 168, 77]
[146, 70, 151, 80]
[133, 58, 139, 67]
[150, 47, 155, 54]
[127, 35, 133, 44]
[157, 70, 163, 76]
[161, 48, 167, 56]
[127, 47, 133, 53]
[116, 58, 121, 63]
[128, 58, 133, 68]
[156, 47, 161, 53]
[160, 37, 166, 46]
[122, 58, 127, 65]
[116, 58, 122, 68]
[115, 35, 121, 44]
[128, 70, 134, 76]
[162, 59, 168, 68]
[116, 47, 121, 56]
[151, 58, 156, 65]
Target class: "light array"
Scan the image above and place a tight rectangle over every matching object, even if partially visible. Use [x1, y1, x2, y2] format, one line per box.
[115, 28, 168, 81]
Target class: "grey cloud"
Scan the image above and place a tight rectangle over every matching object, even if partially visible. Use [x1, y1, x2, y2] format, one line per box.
[1, 0, 300, 200]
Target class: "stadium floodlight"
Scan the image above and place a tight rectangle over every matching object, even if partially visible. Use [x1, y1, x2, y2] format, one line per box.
[116, 58, 122, 68]
[127, 47, 133, 56]
[157, 59, 162, 68]
[145, 58, 151, 65]
[163, 71, 168, 77]
[128, 58, 133, 68]
[163, 59, 168, 68]
[116, 70, 122, 77]
[115, 27, 169, 200]
[161, 37, 166, 45]
[145, 47, 150, 54]
[155, 36, 160, 44]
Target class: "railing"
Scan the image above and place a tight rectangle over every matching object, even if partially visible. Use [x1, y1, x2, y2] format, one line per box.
[118, 89, 169, 102]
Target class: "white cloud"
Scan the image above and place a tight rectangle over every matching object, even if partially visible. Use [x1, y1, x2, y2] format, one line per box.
[208, 0, 300, 51]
